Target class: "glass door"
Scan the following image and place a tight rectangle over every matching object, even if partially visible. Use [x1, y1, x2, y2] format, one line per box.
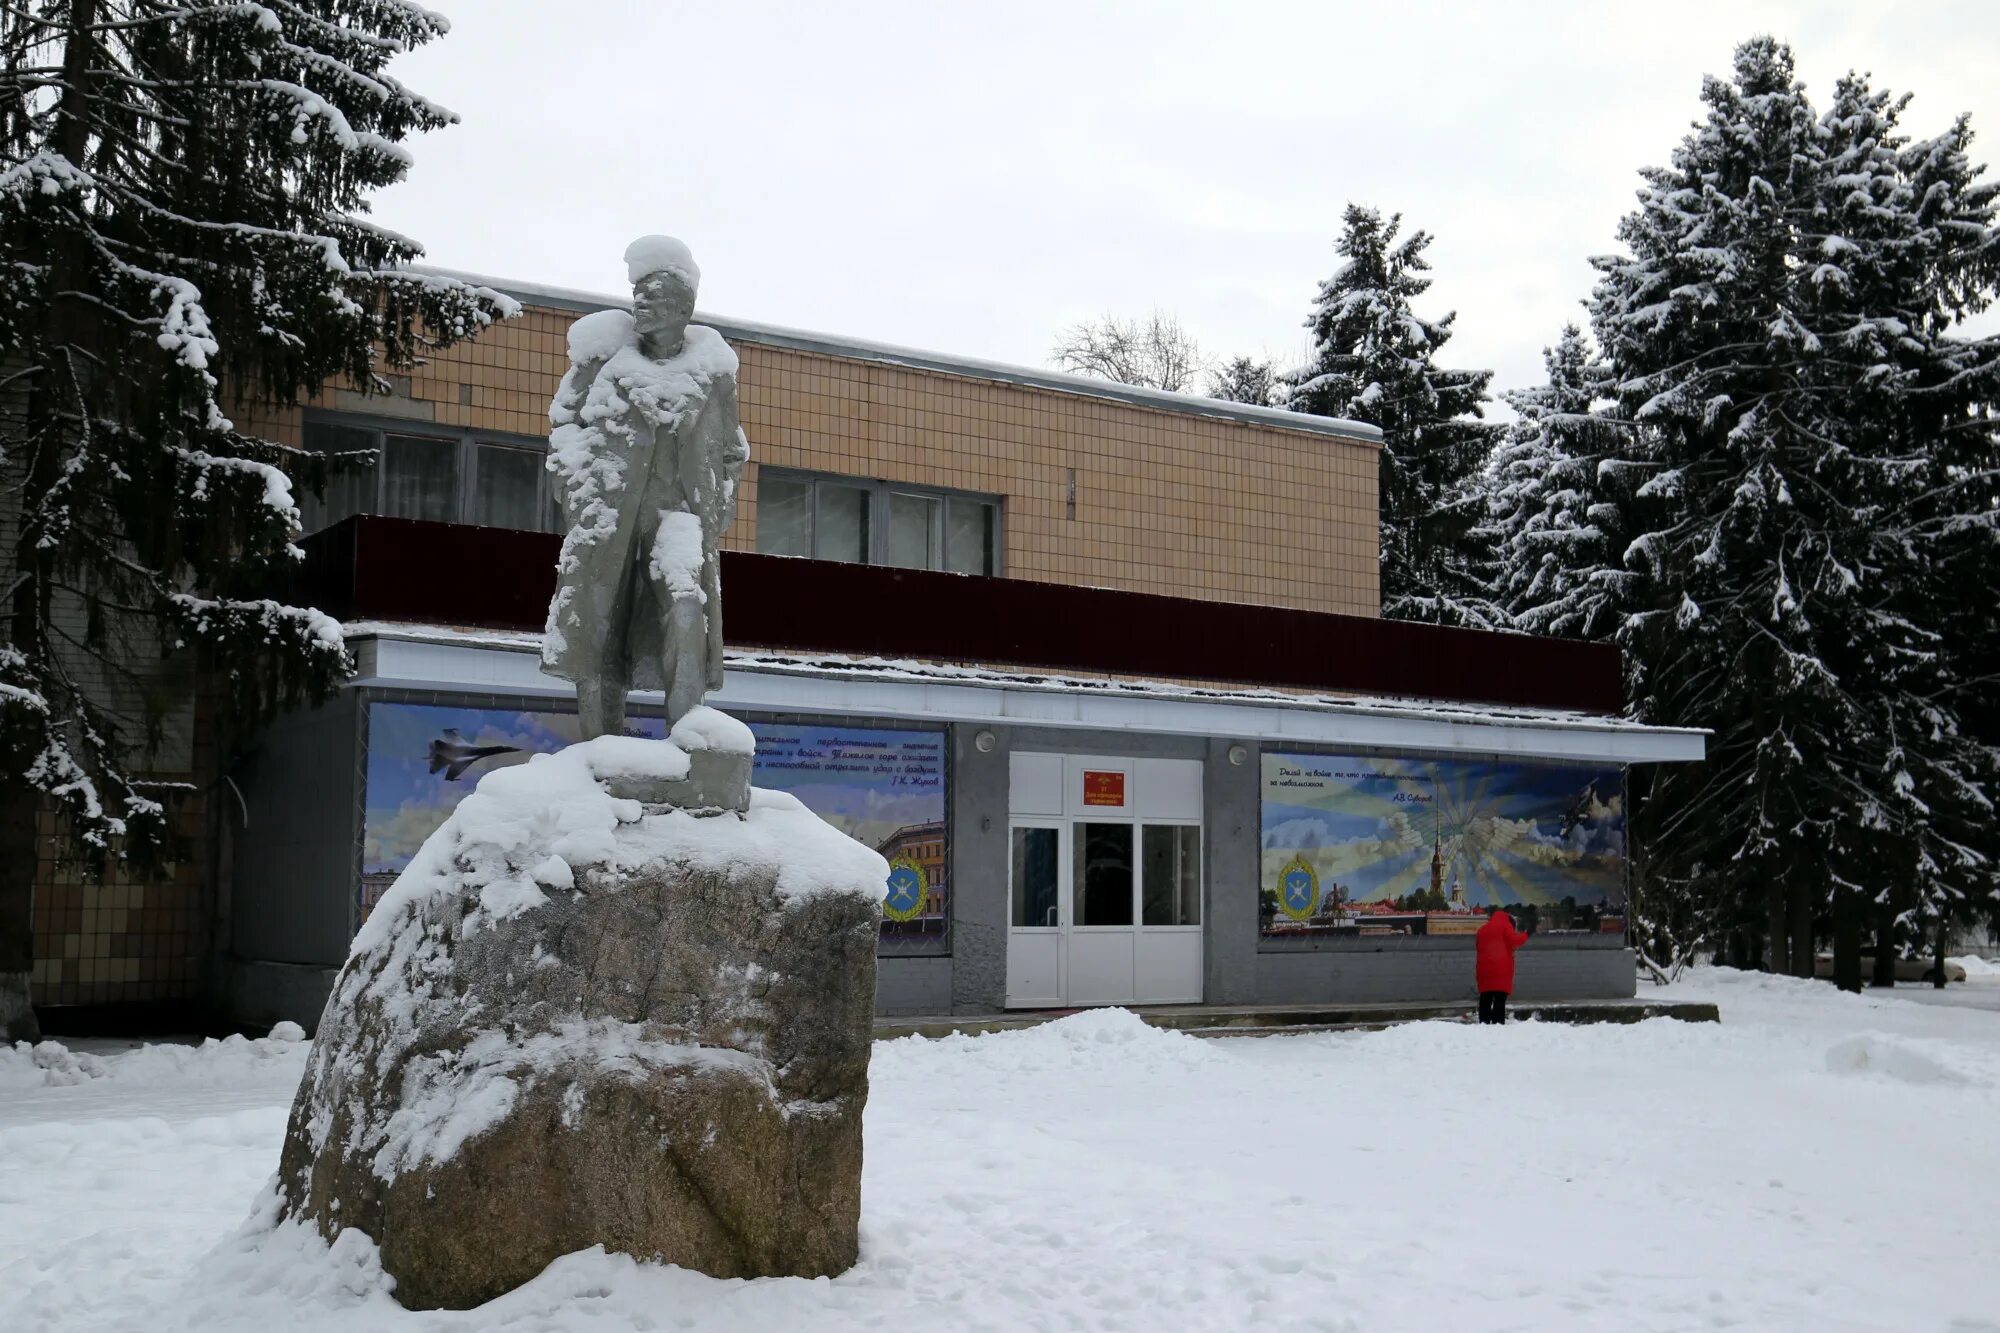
[1135, 823, 1202, 1003]
[1005, 753, 1206, 1008]
[1066, 820, 1138, 1006]
[1005, 823, 1064, 1006]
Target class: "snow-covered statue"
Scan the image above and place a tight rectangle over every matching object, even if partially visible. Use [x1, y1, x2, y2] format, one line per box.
[543, 235, 749, 738]
[275, 242, 877, 1314]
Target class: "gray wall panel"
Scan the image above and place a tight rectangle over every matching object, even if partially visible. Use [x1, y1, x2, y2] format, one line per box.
[949, 725, 1009, 1013]
[228, 693, 363, 970]
[876, 956, 952, 1017]
[1203, 736, 1262, 1005]
[1253, 941, 1637, 1005]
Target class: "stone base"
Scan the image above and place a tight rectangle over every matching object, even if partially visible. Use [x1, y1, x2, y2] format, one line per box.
[274, 756, 885, 1310]
[600, 745, 750, 811]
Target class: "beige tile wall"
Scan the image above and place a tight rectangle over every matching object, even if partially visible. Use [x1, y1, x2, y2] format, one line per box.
[271, 301, 1381, 618]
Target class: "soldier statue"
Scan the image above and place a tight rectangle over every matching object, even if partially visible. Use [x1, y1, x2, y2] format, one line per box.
[542, 236, 749, 739]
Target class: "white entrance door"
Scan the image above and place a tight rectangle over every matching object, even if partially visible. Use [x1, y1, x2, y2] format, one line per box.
[1005, 753, 1203, 1008]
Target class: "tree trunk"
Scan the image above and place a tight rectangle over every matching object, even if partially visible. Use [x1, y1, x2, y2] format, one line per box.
[1764, 879, 1788, 974]
[1832, 891, 1863, 993]
[1871, 893, 1897, 988]
[1934, 915, 1949, 990]
[1786, 875, 1815, 979]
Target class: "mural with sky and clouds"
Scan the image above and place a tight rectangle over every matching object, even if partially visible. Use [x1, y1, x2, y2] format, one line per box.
[360, 704, 947, 953]
[1260, 751, 1624, 940]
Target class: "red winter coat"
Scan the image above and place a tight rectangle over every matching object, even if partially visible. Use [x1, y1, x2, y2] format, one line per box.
[1475, 912, 1529, 994]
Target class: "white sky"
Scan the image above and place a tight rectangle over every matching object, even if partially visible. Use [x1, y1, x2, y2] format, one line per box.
[376, 1, 2000, 405]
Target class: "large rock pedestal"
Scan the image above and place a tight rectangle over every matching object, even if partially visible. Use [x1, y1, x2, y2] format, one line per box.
[275, 737, 884, 1310]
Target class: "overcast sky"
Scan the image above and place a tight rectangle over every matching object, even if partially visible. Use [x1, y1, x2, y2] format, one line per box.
[375, 1, 2000, 407]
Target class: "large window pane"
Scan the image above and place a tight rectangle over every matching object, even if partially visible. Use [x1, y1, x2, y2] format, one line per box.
[945, 497, 996, 574]
[471, 443, 544, 531]
[380, 433, 459, 523]
[815, 483, 869, 563]
[758, 473, 813, 557]
[1011, 826, 1059, 928]
[1073, 822, 1134, 927]
[1142, 825, 1202, 926]
[886, 492, 939, 569]
[300, 422, 375, 531]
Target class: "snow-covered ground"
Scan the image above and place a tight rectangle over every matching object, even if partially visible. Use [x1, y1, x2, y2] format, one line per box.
[4, 969, 1999, 1332]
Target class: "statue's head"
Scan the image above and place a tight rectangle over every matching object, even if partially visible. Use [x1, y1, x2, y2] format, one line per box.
[625, 235, 700, 359]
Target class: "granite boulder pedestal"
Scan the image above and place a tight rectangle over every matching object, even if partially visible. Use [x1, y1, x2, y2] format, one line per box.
[274, 717, 883, 1310]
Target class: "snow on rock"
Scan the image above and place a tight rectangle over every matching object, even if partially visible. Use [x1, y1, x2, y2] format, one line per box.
[273, 737, 884, 1308]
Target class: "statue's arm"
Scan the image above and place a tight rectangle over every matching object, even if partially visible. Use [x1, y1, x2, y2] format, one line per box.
[547, 359, 606, 523]
[684, 375, 749, 534]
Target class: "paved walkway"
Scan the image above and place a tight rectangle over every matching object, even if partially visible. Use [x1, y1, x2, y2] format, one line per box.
[875, 995, 1719, 1040]
[1870, 981, 2000, 1014]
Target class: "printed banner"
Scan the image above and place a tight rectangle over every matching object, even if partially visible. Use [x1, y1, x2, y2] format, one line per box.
[359, 704, 947, 952]
[747, 724, 948, 954]
[1260, 751, 1625, 941]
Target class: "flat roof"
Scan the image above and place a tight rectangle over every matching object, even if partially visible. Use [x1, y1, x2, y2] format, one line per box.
[420, 266, 1383, 446]
[343, 622, 1707, 767]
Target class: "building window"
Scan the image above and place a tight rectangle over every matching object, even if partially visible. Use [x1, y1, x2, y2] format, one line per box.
[758, 469, 1002, 575]
[299, 418, 557, 534]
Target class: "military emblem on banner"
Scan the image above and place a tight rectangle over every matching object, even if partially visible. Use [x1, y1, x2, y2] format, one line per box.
[883, 854, 928, 922]
[1277, 853, 1319, 921]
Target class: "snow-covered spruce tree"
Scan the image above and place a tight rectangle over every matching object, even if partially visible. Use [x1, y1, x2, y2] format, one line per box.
[0, 1, 517, 1040]
[1809, 75, 2000, 988]
[1285, 205, 1502, 627]
[1585, 39, 2000, 983]
[1486, 325, 1618, 633]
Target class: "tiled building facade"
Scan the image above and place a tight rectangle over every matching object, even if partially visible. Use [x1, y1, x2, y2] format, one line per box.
[287, 287, 1382, 616]
[25, 282, 1383, 1013]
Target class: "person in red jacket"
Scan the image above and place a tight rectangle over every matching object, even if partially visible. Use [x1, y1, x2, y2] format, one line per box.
[1475, 905, 1530, 1024]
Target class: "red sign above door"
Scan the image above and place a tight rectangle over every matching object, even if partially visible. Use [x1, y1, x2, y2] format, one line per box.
[1082, 770, 1127, 807]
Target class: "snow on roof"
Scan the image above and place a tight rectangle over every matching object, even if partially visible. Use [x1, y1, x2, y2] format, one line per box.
[408, 265, 1382, 446]
[340, 620, 1705, 746]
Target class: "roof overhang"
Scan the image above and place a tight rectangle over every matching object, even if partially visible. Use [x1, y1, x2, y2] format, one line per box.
[346, 627, 1707, 768]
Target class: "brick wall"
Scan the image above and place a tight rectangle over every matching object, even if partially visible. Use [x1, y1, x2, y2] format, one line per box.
[270, 299, 1382, 618]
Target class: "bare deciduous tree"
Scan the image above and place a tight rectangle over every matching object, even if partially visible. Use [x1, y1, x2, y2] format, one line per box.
[1050, 312, 1207, 394]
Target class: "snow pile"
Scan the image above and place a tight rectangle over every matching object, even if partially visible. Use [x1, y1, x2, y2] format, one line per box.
[1823, 1033, 1973, 1086]
[0, 1026, 307, 1092]
[881, 1008, 1219, 1080]
[12, 969, 2000, 1329]
[1949, 954, 2000, 979]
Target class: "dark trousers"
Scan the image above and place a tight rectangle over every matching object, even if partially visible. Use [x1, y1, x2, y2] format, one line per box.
[1478, 990, 1509, 1024]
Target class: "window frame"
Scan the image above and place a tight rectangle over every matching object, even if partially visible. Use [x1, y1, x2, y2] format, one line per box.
[757, 467, 1005, 576]
[299, 411, 558, 534]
